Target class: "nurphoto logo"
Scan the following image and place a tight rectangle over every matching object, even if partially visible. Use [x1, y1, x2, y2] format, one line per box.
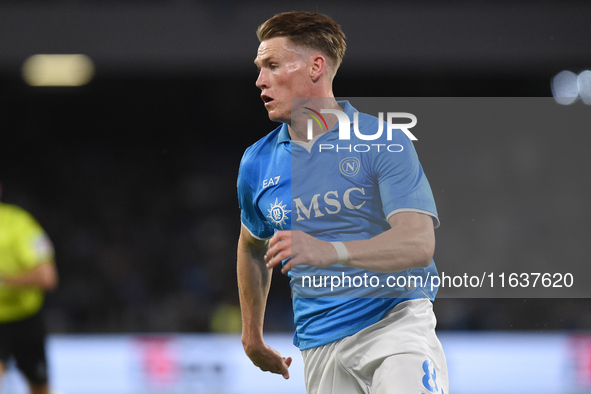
[303, 108, 418, 153]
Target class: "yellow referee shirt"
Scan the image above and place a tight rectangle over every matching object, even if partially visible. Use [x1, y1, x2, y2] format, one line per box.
[0, 202, 54, 322]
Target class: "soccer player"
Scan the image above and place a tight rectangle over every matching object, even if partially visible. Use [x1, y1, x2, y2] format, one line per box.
[0, 182, 58, 394]
[237, 11, 448, 393]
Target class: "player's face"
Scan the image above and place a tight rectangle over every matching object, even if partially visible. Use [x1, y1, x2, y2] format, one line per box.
[254, 37, 313, 123]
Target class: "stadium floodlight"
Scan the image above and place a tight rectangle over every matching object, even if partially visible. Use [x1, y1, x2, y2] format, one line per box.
[22, 54, 95, 87]
[551, 70, 579, 105]
[577, 70, 591, 105]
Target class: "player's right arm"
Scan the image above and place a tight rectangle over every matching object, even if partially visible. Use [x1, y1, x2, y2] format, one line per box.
[237, 224, 292, 379]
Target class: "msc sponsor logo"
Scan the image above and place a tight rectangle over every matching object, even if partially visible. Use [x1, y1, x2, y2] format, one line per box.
[293, 187, 366, 221]
[267, 198, 291, 229]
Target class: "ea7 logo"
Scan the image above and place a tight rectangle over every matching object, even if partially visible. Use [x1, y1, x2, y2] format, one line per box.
[306, 110, 417, 141]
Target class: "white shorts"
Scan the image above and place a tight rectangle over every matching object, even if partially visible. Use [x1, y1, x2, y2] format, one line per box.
[301, 299, 448, 394]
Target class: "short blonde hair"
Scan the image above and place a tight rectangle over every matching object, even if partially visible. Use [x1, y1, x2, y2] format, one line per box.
[257, 11, 347, 74]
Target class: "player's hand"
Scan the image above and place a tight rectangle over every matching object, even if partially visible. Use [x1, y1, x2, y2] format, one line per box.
[244, 342, 292, 379]
[265, 230, 338, 273]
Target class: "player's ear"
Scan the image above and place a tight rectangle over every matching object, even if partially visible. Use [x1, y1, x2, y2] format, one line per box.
[309, 55, 326, 82]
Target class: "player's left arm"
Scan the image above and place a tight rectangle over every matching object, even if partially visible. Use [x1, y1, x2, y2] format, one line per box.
[1, 260, 58, 291]
[265, 211, 435, 274]
[3, 219, 59, 290]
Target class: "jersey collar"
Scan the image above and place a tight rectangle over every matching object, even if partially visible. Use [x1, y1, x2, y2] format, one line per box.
[330, 100, 356, 133]
[277, 123, 291, 144]
[276, 100, 356, 145]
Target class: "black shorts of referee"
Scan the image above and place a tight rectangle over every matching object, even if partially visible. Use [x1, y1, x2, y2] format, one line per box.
[0, 310, 48, 385]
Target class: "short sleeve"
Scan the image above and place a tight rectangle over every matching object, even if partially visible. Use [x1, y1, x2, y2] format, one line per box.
[372, 130, 439, 228]
[14, 211, 54, 269]
[237, 156, 274, 240]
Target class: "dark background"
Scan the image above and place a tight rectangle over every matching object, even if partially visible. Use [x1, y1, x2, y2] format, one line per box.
[0, 1, 589, 334]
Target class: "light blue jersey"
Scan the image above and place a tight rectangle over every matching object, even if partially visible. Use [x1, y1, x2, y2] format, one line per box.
[238, 101, 440, 350]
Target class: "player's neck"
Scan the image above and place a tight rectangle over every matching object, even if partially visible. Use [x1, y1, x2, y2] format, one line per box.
[288, 96, 341, 142]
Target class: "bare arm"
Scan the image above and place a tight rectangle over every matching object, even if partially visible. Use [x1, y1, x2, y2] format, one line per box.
[265, 211, 435, 274]
[2, 261, 58, 291]
[237, 224, 292, 378]
[346, 211, 435, 272]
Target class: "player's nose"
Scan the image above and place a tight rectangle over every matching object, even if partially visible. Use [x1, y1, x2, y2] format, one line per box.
[256, 70, 268, 90]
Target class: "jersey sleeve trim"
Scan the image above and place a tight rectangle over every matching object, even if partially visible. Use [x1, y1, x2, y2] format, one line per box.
[241, 220, 273, 241]
[385, 208, 440, 229]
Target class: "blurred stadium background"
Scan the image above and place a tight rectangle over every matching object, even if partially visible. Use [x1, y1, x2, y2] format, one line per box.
[0, 1, 590, 393]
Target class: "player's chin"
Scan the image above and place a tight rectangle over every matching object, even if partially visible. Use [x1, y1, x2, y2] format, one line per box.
[267, 110, 287, 123]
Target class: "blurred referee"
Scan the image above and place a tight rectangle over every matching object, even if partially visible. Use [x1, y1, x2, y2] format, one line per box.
[0, 181, 58, 394]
